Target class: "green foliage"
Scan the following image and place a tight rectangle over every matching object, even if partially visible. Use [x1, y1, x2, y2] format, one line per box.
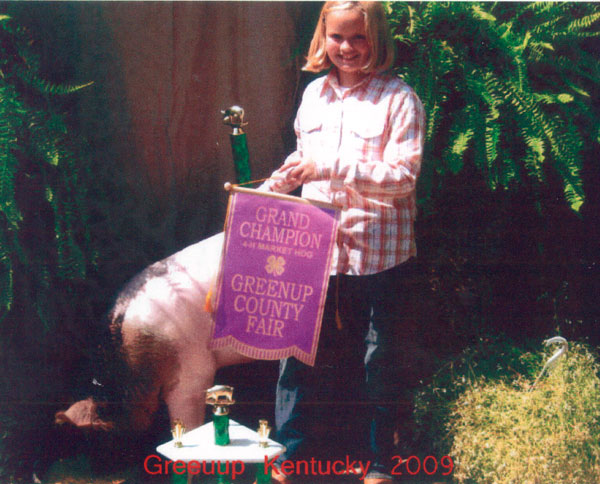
[0, 15, 94, 324]
[387, 2, 600, 213]
[449, 342, 600, 483]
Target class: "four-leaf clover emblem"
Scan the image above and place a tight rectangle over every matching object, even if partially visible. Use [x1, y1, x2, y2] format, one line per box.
[265, 255, 286, 276]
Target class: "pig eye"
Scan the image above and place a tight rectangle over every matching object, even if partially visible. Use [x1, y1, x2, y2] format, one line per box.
[95, 402, 111, 419]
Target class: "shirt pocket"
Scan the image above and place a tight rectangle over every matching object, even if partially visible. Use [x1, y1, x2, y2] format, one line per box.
[298, 115, 324, 159]
[346, 109, 386, 161]
[299, 115, 322, 135]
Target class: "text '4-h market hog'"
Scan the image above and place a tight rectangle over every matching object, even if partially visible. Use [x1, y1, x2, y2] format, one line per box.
[55, 232, 253, 433]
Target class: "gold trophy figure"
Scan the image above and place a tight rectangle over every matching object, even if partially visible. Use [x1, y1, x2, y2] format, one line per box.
[171, 419, 185, 448]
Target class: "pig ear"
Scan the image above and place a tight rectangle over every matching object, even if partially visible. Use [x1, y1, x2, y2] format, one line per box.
[55, 397, 115, 431]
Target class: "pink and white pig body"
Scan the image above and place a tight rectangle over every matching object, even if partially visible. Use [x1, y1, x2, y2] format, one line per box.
[56, 232, 252, 433]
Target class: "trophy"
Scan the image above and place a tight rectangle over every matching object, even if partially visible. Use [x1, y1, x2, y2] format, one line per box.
[257, 419, 271, 448]
[206, 385, 235, 446]
[255, 419, 273, 484]
[171, 419, 185, 448]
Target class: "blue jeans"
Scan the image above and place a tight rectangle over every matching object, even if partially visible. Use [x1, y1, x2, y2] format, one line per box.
[275, 262, 413, 478]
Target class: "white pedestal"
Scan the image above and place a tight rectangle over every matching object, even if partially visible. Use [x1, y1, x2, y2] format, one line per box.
[156, 419, 285, 483]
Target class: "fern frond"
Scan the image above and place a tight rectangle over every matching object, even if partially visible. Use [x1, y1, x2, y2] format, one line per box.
[0, 229, 14, 318]
[446, 127, 474, 175]
[470, 104, 495, 187]
[561, 78, 590, 98]
[471, 4, 497, 23]
[528, 7, 568, 36]
[49, 184, 86, 280]
[484, 111, 501, 181]
[522, 136, 546, 182]
[565, 11, 600, 33]
[522, 2, 560, 15]
[14, 64, 94, 96]
[531, 8, 600, 42]
[0, 85, 23, 229]
[546, 116, 585, 212]
[498, 152, 520, 188]
[533, 93, 574, 105]
[548, 29, 600, 41]
[0, 147, 21, 229]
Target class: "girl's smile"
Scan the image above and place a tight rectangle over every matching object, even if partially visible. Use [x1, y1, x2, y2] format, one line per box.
[325, 9, 371, 87]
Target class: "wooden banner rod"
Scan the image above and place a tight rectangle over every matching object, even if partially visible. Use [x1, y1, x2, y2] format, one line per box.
[224, 183, 339, 212]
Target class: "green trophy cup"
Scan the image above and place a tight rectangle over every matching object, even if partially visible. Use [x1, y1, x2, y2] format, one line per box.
[221, 106, 251, 185]
[206, 385, 235, 446]
[206, 385, 235, 483]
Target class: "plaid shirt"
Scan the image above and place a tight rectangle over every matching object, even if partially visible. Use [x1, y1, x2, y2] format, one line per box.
[262, 70, 425, 275]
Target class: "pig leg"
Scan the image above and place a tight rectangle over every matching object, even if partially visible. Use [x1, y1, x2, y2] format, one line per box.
[162, 355, 218, 430]
[128, 385, 162, 431]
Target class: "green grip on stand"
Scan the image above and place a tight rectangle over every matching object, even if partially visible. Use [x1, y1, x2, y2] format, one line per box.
[230, 133, 251, 185]
[213, 413, 230, 446]
[170, 463, 233, 484]
[170, 472, 188, 484]
[217, 462, 233, 484]
[255, 462, 272, 484]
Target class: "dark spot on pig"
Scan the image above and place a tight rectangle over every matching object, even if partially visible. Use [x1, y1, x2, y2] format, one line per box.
[111, 260, 171, 312]
[98, 324, 179, 432]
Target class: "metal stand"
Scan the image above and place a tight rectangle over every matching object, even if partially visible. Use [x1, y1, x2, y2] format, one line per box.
[222, 106, 251, 184]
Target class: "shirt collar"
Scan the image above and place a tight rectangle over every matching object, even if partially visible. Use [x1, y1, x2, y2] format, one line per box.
[322, 69, 375, 98]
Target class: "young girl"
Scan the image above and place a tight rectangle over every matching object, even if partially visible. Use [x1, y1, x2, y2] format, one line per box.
[261, 3, 425, 483]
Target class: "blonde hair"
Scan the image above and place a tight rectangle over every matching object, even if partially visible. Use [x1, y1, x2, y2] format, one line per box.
[303, 1, 395, 74]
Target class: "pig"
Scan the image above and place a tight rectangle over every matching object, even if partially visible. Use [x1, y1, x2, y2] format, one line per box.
[55, 232, 254, 433]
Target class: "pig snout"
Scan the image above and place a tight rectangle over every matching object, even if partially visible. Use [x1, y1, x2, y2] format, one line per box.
[55, 397, 114, 431]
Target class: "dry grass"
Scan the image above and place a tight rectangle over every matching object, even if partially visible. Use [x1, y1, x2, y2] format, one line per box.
[449, 343, 600, 484]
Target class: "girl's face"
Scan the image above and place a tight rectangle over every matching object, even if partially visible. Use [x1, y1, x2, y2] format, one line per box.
[325, 8, 371, 87]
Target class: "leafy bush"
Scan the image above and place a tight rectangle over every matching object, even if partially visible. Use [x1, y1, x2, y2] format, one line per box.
[0, 13, 95, 479]
[449, 342, 600, 484]
[0, 14, 94, 326]
[411, 336, 543, 454]
[387, 2, 600, 213]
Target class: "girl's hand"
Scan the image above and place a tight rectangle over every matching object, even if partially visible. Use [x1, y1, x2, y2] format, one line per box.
[285, 158, 317, 185]
[267, 157, 317, 192]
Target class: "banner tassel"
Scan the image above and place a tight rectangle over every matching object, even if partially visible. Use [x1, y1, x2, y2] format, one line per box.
[335, 274, 342, 330]
[205, 286, 214, 313]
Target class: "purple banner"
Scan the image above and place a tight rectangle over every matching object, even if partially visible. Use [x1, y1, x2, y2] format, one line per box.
[210, 188, 339, 366]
